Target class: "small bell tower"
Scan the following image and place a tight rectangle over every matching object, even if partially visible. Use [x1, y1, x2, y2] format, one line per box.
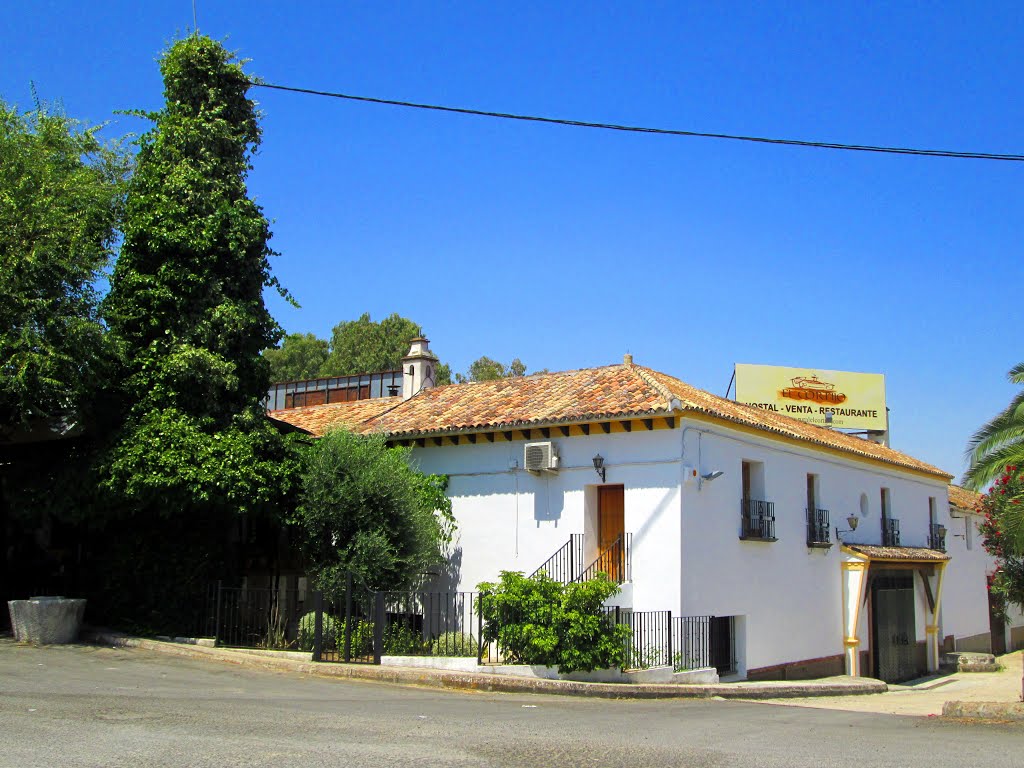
[401, 337, 439, 400]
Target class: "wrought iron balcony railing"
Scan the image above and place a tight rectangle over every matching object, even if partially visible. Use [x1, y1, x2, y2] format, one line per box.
[806, 508, 831, 547]
[929, 523, 947, 552]
[882, 517, 901, 547]
[740, 498, 776, 541]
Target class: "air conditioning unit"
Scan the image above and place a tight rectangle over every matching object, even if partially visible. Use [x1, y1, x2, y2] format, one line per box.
[524, 441, 559, 472]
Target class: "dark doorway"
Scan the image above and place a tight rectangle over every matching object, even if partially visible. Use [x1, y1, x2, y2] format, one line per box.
[871, 573, 920, 682]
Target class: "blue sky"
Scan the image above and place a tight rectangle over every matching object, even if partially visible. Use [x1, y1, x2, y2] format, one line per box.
[5, 1, 1023, 480]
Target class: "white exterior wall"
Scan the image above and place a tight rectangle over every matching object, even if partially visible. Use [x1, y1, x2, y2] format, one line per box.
[941, 510, 996, 650]
[411, 428, 683, 611]
[677, 418, 954, 675]
[407, 416, 997, 677]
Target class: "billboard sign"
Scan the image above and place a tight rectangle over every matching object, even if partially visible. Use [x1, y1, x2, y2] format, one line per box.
[734, 363, 887, 431]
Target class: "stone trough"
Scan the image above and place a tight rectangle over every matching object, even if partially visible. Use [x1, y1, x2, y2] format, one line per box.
[7, 597, 87, 644]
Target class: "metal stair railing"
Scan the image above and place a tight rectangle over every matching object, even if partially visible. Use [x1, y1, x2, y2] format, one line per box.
[530, 534, 584, 584]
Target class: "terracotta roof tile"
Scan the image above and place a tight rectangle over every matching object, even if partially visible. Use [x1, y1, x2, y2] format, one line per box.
[638, 366, 950, 479]
[268, 397, 401, 435]
[267, 362, 951, 480]
[948, 484, 983, 512]
[845, 544, 951, 562]
[368, 365, 668, 436]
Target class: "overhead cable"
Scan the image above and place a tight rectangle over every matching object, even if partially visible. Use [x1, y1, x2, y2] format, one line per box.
[250, 81, 1024, 163]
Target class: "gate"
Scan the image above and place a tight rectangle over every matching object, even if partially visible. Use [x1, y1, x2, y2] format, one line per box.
[871, 574, 918, 682]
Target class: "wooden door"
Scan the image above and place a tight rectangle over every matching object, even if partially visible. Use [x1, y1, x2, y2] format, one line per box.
[597, 485, 625, 581]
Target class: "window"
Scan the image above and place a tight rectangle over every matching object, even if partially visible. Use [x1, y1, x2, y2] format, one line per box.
[806, 474, 830, 546]
[740, 461, 774, 540]
[880, 487, 899, 545]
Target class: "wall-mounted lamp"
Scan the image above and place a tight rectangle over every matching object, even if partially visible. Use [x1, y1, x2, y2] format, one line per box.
[592, 454, 606, 483]
[835, 515, 859, 541]
[701, 471, 724, 482]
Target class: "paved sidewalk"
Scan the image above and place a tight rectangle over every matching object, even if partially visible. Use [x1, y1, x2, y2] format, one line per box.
[80, 629, 886, 700]
[759, 650, 1023, 717]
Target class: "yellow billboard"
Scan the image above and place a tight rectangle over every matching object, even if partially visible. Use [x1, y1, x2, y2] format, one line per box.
[735, 364, 887, 431]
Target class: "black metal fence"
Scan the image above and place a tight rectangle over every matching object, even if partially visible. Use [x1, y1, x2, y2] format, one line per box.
[209, 583, 310, 650]
[204, 582, 736, 676]
[882, 517, 901, 546]
[740, 499, 776, 540]
[806, 508, 831, 546]
[579, 534, 632, 584]
[618, 611, 720, 672]
[531, 534, 585, 583]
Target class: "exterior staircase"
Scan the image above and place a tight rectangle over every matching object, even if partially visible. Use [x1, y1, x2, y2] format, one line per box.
[531, 533, 631, 585]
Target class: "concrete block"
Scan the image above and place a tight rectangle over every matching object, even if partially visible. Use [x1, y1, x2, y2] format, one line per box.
[8, 597, 86, 644]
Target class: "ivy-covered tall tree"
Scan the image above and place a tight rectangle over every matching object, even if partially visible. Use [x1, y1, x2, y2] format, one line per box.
[102, 35, 296, 521]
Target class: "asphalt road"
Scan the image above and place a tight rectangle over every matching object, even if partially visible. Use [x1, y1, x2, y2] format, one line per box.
[0, 640, 1019, 768]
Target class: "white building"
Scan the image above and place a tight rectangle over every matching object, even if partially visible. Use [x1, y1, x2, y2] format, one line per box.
[271, 340, 1023, 681]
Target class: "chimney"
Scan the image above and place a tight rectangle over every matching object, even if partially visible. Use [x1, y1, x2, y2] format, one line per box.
[401, 337, 439, 400]
[623, 353, 633, 366]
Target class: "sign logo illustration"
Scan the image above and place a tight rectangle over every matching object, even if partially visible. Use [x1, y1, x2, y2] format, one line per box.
[780, 375, 848, 405]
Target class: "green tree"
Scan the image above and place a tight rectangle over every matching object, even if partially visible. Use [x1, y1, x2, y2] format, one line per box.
[964, 363, 1024, 490]
[456, 356, 535, 383]
[324, 313, 425, 377]
[263, 332, 329, 382]
[268, 312, 453, 385]
[102, 35, 297, 518]
[0, 98, 129, 434]
[293, 429, 455, 594]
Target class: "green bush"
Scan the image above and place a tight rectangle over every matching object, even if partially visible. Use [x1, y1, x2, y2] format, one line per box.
[297, 611, 338, 651]
[382, 622, 430, 656]
[430, 631, 478, 657]
[477, 571, 630, 673]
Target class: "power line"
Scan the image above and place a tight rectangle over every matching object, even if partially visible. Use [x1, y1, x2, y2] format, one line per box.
[250, 80, 1024, 163]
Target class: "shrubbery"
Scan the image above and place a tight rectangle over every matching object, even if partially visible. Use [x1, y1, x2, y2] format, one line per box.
[477, 571, 630, 673]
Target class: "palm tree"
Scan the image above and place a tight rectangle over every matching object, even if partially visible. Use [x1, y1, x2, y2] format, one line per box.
[964, 363, 1024, 490]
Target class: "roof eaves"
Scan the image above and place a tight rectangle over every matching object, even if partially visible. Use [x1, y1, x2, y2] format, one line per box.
[377, 407, 672, 440]
[678, 406, 952, 480]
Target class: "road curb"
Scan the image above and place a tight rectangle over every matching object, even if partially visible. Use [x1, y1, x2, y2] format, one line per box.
[82, 630, 887, 700]
[942, 700, 1024, 721]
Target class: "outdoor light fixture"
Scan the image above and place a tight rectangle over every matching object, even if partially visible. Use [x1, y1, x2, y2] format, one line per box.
[701, 471, 724, 482]
[836, 515, 859, 541]
[592, 454, 606, 482]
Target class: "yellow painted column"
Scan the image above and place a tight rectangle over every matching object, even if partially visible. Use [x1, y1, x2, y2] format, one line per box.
[841, 558, 869, 676]
[926, 562, 948, 672]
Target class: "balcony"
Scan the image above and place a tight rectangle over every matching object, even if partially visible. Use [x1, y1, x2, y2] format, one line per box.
[806, 508, 831, 547]
[929, 523, 947, 552]
[740, 499, 776, 541]
[882, 517, 901, 547]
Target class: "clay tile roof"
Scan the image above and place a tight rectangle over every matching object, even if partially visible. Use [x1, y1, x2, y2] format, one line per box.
[637, 366, 950, 479]
[948, 484, 984, 512]
[268, 397, 401, 435]
[266, 362, 951, 480]
[845, 544, 951, 562]
[370, 364, 670, 436]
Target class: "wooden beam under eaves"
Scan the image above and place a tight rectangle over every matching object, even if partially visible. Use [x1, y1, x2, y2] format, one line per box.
[665, 417, 676, 429]
[580, 424, 590, 436]
[448, 436, 460, 446]
[558, 426, 570, 437]
[540, 427, 550, 439]
[620, 421, 632, 432]
[432, 437, 443, 447]
[503, 431, 513, 442]
[467, 434, 477, 444]
[521, 429, 532, 441]
[599, 422, 610, 434]
[484, 432, 494, 443]
[643, 419, 654, 431]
